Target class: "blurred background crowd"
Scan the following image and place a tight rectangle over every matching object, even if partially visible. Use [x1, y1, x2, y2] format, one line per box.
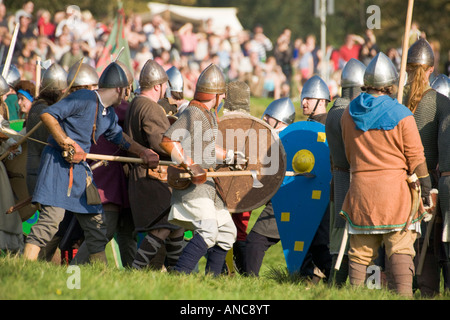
[1, 0, 449, 121]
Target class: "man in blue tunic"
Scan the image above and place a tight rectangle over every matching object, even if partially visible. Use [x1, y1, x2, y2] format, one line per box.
[23, 62, 159, 264]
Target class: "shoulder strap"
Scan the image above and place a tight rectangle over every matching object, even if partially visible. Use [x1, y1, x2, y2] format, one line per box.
[91, 96, 99, 145]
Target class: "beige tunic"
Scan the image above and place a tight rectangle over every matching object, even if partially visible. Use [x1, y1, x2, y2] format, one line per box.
[340, 108, 426, 230]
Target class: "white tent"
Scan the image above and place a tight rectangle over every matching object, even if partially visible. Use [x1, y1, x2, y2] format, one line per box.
[147, 2, 243, 36]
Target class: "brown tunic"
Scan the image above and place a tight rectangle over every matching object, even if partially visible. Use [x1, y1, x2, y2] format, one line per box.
[124, 95, 176, 231]
[340, 108, 425, 230]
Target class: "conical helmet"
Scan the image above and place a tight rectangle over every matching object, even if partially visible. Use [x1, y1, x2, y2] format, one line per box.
[262, 97, 295, 125]
[98, 62, 129, 89]
[67, 60, 99, 87]
[364, 52, 399, 87]
[301, 75, 330, 102]
[341, 58, 366, 88]
[194, 64, 226, 100]
[1, 64, 21, 88]
[407, 38, 434, 66]
[166, 66, 184, 93]
[431, 74, 450, 98]
[223, 80, 250, 113]
[0, 75, 9, 96]
[41, 63, 68, 92]
[116, 60, 134, 85]
[139, 59, 168, 89]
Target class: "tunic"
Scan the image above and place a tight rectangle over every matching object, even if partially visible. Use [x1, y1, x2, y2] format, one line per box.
[26, 98, 50, 194]
[340, 93, 426, 231]
[32, 89, 130, 214]
[124, 95, 174, 231]
[163, 102, 231, 230]
[89, 101, 129, 209]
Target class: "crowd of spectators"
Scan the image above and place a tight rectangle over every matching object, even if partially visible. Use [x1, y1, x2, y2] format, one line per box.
[1, 1, 446, 105]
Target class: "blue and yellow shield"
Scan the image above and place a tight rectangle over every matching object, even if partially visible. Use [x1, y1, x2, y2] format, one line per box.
[272, 121, 332, 273]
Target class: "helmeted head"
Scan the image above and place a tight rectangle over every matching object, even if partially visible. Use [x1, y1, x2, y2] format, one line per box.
[301, 75, 330, 103]
[431, 74, 450, 98]
[115, 60, 134, 86]
[194, 63, 226, 101]
[407, 38, 434, 67]
[223, 80, 250, 113]
[341, 58, 366, 89]
[1, 64, 21, 89]
[139, 59, 168, 90]
[98, 62, 129, 89]
[262, 97, 295, 127]
[41, 63, 68, 93]
[364, 52, 399, 88]
[67, 60, 99, 88]
[0, 75, 9, 96]
[165, 66, 184, 98]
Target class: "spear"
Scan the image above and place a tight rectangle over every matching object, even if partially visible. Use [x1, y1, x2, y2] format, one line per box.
[2, 23, 19, 78]
[397, 0, 414, 104]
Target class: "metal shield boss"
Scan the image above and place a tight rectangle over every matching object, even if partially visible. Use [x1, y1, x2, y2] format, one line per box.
[271, 121, 331, 273]
[216, 112, 286, 213]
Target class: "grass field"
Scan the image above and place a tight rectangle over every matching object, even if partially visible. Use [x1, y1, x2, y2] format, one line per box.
[2, 97, 449, 303]
[1, 207, 449, 301]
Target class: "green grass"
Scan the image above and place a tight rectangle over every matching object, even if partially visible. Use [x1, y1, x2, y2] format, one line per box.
[2, 206, 448, 301]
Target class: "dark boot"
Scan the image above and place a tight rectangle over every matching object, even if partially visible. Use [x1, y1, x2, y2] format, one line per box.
[132, 233, 163, 270]
[233, 240, 246, 274]
[174, 234, 208, 274]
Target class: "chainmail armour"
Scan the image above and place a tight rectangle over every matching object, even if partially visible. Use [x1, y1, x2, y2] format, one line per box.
[409, 89, 441, 183]
[436, 91, 450, 242]
[26, 99, 50, 193]
[164, 104, 225, 210]
[325, 91, 352, 228]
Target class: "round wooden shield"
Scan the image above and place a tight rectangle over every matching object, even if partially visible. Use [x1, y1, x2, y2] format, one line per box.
[217, 112, 286, 213]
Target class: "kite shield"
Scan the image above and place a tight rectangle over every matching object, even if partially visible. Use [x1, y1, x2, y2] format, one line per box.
[216, 112, 286, 213]
[271, 121, 332, 273]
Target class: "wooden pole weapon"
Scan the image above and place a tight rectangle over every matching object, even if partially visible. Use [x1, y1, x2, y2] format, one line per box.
[397, 0, 414, 104]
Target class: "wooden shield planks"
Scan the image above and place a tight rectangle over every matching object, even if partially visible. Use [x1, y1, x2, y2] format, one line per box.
[217, 112, 286, 213]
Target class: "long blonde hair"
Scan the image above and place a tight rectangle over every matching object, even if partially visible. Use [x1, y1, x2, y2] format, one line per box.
[406, 63, 432, 113]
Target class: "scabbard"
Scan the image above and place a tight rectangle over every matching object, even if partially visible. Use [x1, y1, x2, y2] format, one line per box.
[6, 196, 32, 215]
[403, 174, 421, 232]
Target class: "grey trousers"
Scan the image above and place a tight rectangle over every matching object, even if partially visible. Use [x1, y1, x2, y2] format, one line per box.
[71, 205, 137, 266]
[26, 205, 108, 255]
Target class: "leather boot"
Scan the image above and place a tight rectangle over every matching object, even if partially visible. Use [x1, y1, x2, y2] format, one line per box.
[23, 243, 41, 261]
[165, 235, 185, 267]
[132, 233, 163, 270]
[348, 260, 367, 287]
[89, 251, 108, 264]
[389, 253, 414, 297]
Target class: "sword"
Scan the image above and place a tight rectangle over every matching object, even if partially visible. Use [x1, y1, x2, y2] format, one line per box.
[2, 23, 19, 78]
